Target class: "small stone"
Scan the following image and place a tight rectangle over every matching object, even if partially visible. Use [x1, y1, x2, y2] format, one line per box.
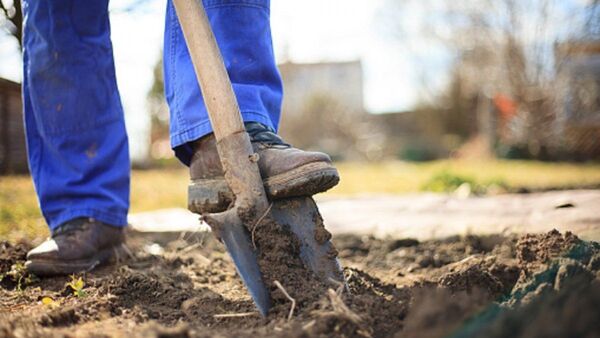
[406, 263, 420, 273]
[416, 255, 434, 268]
[387, 238, 420, 251]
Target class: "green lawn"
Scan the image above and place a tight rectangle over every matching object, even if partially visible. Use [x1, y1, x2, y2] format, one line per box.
[2, 159, 600, 241]
[331, 160, 600, 195]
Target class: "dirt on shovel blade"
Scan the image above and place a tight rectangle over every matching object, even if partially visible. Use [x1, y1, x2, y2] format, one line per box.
[1, 229, 599, 337]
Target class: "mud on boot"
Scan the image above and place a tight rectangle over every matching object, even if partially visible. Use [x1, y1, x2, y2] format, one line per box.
[188, 122, 339, 214]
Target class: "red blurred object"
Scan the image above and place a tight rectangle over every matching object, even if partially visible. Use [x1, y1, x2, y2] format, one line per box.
[493, 94, 517, 120]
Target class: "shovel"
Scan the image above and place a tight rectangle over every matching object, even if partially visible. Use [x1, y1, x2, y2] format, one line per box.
[172, 0, 344, 316]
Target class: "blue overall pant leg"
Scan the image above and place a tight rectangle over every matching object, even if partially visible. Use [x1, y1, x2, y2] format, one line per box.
[164, 0, 283, 165]
[22, 0, 281, 231]
[22, 0, 130, 230]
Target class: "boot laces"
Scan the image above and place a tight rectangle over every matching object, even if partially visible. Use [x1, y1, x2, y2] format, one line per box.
[245, 122, 290, 148]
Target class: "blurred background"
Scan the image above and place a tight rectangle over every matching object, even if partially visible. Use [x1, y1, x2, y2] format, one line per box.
[1, 0, 600, 239]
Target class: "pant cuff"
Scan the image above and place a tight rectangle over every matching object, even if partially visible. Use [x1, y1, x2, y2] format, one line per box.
[171, 111, 276, 165]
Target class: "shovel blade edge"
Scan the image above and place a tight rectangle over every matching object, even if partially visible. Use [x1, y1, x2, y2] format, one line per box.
[220, 222, 271, 316]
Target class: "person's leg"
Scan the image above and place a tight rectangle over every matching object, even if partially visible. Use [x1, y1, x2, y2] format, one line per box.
[164, 0, 339, 213]
[164, 0, 282, 165]
[22, 0, 129, 275]
[22, 0, 130, 230]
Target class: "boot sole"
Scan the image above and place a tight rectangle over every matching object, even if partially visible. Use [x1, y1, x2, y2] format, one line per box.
[25, 245, 120, 276]
[188, 161, 339, 214]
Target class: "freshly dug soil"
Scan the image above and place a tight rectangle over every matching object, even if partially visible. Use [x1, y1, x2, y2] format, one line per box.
[1, 229, 599, 338]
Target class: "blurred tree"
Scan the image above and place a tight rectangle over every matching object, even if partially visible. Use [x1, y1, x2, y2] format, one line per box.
[0, 0, 156, 49]
[0, 0, 22, 47]
[277, 60, 384, 161]
[385, 0, 599, 159]
[279, 94, 384, 161]
[584, 0, 600, 36]
[147, 55, 172, 160]
[0, 0, 156, 51]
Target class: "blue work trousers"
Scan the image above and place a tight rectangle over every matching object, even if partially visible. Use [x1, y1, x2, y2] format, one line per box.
[21, 0, 282, 230]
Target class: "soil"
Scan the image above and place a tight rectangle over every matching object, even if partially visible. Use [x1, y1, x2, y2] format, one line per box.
[1, 229, 599, 338]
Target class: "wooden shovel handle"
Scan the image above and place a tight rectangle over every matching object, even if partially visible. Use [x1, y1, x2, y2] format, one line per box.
[173, 0, 270, 220]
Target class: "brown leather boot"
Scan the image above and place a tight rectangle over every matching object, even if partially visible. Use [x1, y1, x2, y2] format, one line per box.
[25, 218, 125, 276]
[188, 122, 339, 214]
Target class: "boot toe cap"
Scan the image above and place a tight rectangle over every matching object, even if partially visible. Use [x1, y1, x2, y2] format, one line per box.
[26, 239, 60, 261]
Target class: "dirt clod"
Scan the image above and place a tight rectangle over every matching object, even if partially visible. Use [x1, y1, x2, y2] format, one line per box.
[439, 264, 505, 298]
[516, 229, 580, 268]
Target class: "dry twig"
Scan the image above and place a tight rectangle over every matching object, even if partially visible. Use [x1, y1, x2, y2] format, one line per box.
[181, 242, 203, 253]
[302, 320, 316, 330]
[327, 288, 361, 324]
[213, 312, 258, 318]
[119, 243, 135, 260]
[328, 277, 347, 295]
[251, 202, 273, 248]
[274, 280, 296, 321]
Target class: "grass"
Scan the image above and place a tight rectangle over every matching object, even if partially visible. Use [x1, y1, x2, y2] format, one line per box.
[329, 160, 600, 195]
[0, 168, 190, 241]
[0, 176, 46, 241]
[2, 159, 600, 240]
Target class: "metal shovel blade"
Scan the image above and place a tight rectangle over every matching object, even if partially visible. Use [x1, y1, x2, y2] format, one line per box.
[219, 222, 271, 316]
[271, 197, 345, 285]
[219, 197, 343, 317]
